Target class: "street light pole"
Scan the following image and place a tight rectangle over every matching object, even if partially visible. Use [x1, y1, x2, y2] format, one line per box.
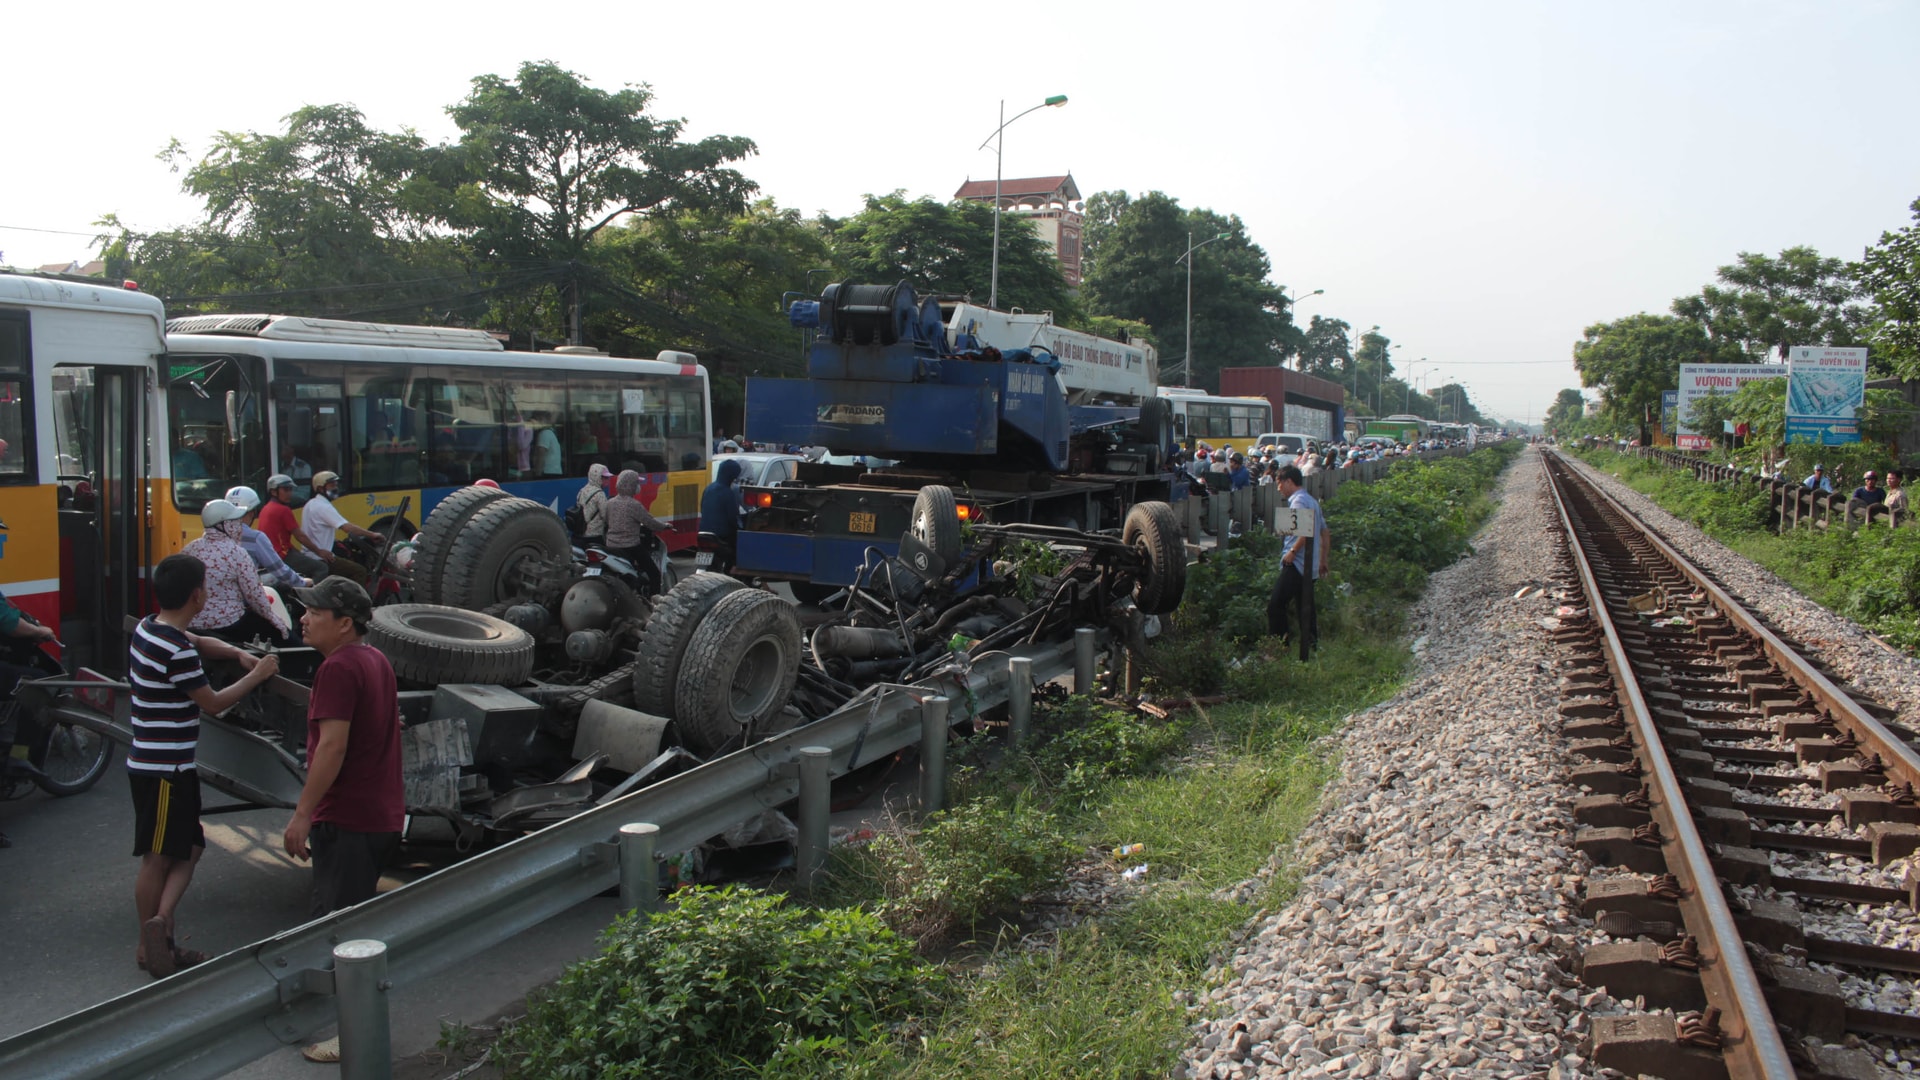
[979, 95, 1068, 310]
[1176, 230, 1230, 388]
[1281, 288, 1324, 368]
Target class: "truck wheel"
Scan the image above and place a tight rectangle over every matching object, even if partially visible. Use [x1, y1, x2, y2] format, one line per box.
[368, 603, 535, 685]
[1123, 501, 1186, 615]
[673, 590, 802, 755]
[439, 497, 571, 611]
[911, 485, 962, 563]
[410, 486, 512, 603]
[631, 573, 745, 717]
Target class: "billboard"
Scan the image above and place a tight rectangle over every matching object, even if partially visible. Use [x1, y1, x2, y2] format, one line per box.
[1660, 390, 1678, 430]
[1785, 346, 1868, 445]
[1674, 364, 1786, 450]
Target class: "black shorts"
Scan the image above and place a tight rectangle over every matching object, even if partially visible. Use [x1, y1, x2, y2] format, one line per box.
[129, 771, 204, 860]
[309, 823, 400, 918]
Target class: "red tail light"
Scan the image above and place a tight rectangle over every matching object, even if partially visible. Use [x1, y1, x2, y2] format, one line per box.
[955, 503, 973, 521]
[747, 491, 774, 509]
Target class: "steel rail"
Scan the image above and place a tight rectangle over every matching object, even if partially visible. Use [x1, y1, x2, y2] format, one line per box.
[1543, 452, 1795, 1079]
[1561, 452, 1920, 788]
[0, 638, 1080, 1080]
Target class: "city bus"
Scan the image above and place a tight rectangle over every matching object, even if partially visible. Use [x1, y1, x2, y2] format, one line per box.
[0, 271, 713, 673]
[162, 313, 714, 555]
[1155, 387, 1275, 446]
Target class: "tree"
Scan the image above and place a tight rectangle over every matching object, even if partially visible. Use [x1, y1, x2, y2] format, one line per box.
[1545, 388, 1587, 434]
[825, 192, 1076, 317]
[1670, 246, 1870, 365]
[1351, 329, 1394, 415]
[1079, 190, 1299, 389]
[99, 104, 471, 318]
[1298, 315, 1353, 381]
[1572, 314, 1713, 426]
[437, 61, 759, 341]
[1856, 196, 1920, 380]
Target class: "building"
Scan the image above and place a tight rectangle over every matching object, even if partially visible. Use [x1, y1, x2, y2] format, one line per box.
[35, 259, 106, 277]
[953, 174, 1083, 287]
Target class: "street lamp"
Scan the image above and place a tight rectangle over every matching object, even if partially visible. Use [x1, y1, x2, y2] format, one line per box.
[1175, 231, 1230, 388]
[1282, 289, 1324, 369]
[1406, 357, 1429, 414]
[979, 94, 1068, 310]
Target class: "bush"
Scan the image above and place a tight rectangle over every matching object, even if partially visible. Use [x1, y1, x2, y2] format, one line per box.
[856, 799, 1075, 947]
[1018, 693, 1193, 808]
[496, 886, 941, 1079]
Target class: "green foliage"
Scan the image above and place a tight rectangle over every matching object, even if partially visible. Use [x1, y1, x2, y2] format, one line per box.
[995, 537, 1071, 603]
[1546, 388, 1588, 435]
[1857, 197, 1920, 380]
[1014, 694, 1194, 809]
[1169, 528, 1288, 648]
[1670, 245, 1870, 365]
[1324, 445, 1519, 598]
[853, 800, 1074, 946]
[495, 886, 939, 1079]
[827, 191, 1077, 318]
[1572, 313, 1714, 426]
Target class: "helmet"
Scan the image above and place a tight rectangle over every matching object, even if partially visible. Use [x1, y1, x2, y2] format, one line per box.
[474, 478, 501, 490]
[312, 471, 341, 490]
[224, 485, 261, 512]
[267, 473, 295, 491]
[201, 499, 245, 529]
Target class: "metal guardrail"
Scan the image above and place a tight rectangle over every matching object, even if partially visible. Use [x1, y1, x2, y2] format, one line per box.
[0, 637, 1083, 1080]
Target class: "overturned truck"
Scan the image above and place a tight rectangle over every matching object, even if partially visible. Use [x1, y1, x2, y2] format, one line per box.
[38, 477, 1186, 847]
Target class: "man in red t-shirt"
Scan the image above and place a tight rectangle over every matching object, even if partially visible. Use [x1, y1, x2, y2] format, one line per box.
[282, 577, 402, 917]
[257, 474, 329, 581]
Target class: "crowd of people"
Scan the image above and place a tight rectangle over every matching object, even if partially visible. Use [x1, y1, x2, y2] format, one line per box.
[1791, 462, 1909, 520]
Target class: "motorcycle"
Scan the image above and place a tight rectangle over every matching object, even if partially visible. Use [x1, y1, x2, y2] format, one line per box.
[579, 529, 675, 602]
[1, 632, 112, 799]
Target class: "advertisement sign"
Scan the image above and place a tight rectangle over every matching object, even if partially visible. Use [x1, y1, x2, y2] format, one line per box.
[1785, 346, 1868, 445]
[1674, 364, 1786, 450]
[1660, 390, 1678, 430]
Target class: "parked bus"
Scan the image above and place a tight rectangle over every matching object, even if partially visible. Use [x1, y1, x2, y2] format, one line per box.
[0, 272, 714, 674]
[162, 314, 713, 555]
[1155, 387, 1274, 445]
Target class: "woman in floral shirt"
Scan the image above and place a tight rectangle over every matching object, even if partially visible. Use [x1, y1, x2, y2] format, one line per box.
[183, 500, 292, 643]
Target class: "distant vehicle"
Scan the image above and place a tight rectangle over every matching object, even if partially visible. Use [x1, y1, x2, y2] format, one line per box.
[1254, 432, 1314, 461]
[712, 451, 804, 489]
[1156, 387, 1274, 444]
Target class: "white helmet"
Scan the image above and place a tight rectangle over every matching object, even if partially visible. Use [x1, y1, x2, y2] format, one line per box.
[201, 499, 246, 529]
[224, 485, 261, 512]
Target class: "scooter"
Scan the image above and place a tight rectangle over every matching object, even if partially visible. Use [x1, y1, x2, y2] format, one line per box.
[578, 529, 675, 601]
[0, 632, 111, 799]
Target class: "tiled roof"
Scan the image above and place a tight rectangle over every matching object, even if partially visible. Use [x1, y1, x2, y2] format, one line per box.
[953, 174, 1080, 203]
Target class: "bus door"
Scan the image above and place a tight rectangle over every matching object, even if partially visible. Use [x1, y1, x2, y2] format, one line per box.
[50, 364, 147, 674]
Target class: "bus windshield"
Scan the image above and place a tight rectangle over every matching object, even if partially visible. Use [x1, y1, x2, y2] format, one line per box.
[168, 353, 268, 511]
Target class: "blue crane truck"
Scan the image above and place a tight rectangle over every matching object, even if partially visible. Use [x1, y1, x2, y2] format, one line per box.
[736, 282, 1175, 598]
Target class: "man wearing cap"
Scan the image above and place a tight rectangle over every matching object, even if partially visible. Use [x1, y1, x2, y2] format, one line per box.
[1802, 464, 1833, 493]
[258, 476, 328, 581]
[1850, 470, 1887, 523]
[283, 577, 402, 912]
[295, 471, 383, 580]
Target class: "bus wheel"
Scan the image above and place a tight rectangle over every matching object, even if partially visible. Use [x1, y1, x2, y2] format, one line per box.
[911, 485, 962, 563]
[367, 604, 535, 686]
[1123, 501, 1186, 615]
[673, 590, 802, 756]
[440, 497, 571, 610]
[411, 486, 512, 604]
[632, 573, 744, 718]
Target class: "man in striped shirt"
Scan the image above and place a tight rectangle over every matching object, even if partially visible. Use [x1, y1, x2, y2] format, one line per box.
[129, 554, 278, 979]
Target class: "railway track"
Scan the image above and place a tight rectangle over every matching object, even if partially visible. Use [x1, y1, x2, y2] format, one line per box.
[1542, 450, 1920, 1079]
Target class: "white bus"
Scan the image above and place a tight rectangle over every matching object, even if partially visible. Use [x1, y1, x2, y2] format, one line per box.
[1155, 387, 1274, 445]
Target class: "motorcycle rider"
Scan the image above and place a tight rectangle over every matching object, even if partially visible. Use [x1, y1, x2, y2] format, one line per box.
[182, 501, 292, 643]
[294, 471, 384, 585]
[700, 457, 744, 575]
[223, 486, 312, 593]
[0, 519, 58, 848]
[604, 469, 669, 597]
[257, 475, 329, 581]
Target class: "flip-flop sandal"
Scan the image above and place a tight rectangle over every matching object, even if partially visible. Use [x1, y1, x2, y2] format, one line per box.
[301, 1036, 341, 1063]
[141, 918, 176, 979]
[172, 946, 210, 969]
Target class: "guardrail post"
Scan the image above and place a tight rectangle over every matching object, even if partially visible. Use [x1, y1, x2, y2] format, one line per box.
[1207, 492, 1229, 545]
[795, 746, 831, 891]
[919, 695, 950, 813]
[1181, 492, 1203, 540]
[1073, 627, 1097, 696]
[618, 822, 661, 913]
[334, 940, 391, 1080]
[1008, 656, 1033, 748]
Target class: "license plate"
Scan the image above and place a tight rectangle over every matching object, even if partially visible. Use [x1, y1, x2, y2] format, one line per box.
[582, 566, 602, 577]
[849, 512, 876, 534]
[694, 550, 713, 568]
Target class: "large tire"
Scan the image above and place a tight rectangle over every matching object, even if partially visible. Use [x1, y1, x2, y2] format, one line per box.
[1136, 396, 1170, 473]
[631, 573, 745, 717]
[911, 485, 962, 564]
[439, 497, 571, 611]
[411, 486, 512, 604]
[673, 590, 802, 755]
[1123, 501, 1186, 615]
[367, 603, 535, 685]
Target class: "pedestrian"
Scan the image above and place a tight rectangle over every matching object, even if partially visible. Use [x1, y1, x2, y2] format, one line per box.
[699, 458, 745, 575]
[131, 554, 278, 978]
[1228, 453, 1252, 491]
[1802, 464, 1833, 493]
[607, 469, 671, 595]
[1851, 469, 1888, 523]
[1887, 471, 1909, 519]
[1266, 464, 1331, 654]
[574, 463, 610, 546]
[281, 576, 401, 1064]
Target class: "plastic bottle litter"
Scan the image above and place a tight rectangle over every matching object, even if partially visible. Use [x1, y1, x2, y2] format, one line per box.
[1121, 864, 1150, 882]
[1114, 843, 1145, 860]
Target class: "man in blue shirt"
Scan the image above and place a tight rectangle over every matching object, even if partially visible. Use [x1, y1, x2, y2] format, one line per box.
[1228, 454, 1252, 491]
[700, 457, 744, 574]
[1802, 464, 1833, 493]
[1267, 465, 1330, 656]
[223, 486, 311, 593]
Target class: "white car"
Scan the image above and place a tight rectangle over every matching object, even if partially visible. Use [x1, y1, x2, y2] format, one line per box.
[1254, 432, 1314, 464]
[712, 452, 805, 488]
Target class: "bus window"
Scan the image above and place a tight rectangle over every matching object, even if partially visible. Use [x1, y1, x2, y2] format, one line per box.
[565, 375, 618, 474]
[0, 313, 35, 482]
[168, 353, 266, 511]
[501, 379, 566, 480]
[272, 366, 343, 504]
[668, 382, 708, 472]
[346, 369, 421, 489]
[414, 368, 501, 485]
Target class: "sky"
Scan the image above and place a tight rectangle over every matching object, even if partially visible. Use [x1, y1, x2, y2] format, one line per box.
[4, 0, 1917, 424]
